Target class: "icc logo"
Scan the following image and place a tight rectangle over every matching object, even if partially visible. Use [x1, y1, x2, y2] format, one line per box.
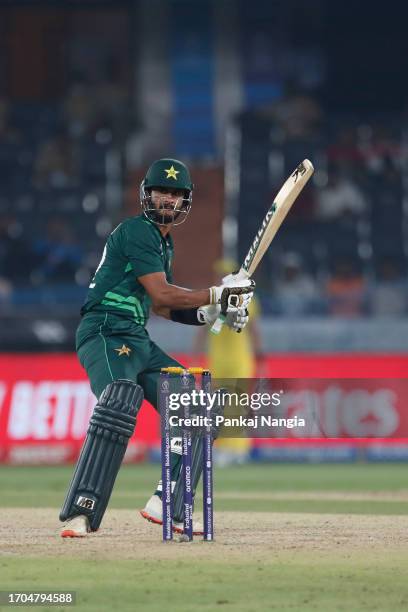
[181, 375, 190, 388]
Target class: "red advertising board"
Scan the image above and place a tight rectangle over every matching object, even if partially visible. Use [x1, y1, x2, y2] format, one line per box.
[0, 353, 407, 464]
[0, 354, 159, 464]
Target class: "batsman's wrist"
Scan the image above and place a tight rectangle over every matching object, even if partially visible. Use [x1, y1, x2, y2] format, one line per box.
[170, 308, 205, 326]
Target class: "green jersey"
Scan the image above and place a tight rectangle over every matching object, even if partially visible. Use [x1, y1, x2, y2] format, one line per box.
[81, 215, 174, 326]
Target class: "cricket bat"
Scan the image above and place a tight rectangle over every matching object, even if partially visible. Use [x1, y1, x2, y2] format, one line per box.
[211, 159, 315, 334]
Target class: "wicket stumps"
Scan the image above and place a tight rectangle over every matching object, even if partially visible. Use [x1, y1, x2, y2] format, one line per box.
[201, 370, 214, 541]
[159, 370, 173, 541]
[181, 371, 194, 540]
[159, 366, 214, 542]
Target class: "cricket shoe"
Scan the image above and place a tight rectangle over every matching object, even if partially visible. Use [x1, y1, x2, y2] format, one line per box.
[140, 494, 204, 536]
[60, 515, 91, 538]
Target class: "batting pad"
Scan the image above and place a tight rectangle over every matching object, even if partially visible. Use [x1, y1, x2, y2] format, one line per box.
[59, 379, 143, 530]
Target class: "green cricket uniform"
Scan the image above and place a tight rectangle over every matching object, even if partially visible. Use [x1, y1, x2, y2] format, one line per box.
[60, 159, 197, 530]
[76, 214, 183, 403]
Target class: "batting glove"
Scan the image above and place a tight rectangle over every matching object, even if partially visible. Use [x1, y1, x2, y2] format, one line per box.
[209, 279, 255, 312]
[197, 304, 220, 324]
[197, 304, 249, 333]
[225, 307, 249, 333]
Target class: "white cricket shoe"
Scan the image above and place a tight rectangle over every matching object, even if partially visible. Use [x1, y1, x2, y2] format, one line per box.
[140, 494, 204, 536]
[60, 515, 91, 538]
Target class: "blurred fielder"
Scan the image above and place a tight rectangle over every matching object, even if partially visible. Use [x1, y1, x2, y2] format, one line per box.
[59, 158, 255, 537]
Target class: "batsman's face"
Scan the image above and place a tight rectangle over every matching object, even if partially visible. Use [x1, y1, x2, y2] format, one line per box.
[151, 187, 185, 221]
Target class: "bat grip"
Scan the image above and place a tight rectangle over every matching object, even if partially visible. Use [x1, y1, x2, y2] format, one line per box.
[210, 269, 249, 334]
[210, 312, 226, 335]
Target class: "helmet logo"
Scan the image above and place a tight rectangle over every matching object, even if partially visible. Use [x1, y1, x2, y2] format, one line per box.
[164, 165, 179, 180]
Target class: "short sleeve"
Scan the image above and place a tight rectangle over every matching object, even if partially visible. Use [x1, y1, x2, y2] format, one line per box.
[122, 221, 165, 278]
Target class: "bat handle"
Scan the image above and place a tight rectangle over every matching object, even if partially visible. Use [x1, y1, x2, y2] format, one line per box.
[210, 268, 249, 335]
[210, 312, 226, 335]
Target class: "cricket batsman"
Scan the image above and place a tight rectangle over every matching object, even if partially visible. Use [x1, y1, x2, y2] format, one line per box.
[59, 158, 255, 537]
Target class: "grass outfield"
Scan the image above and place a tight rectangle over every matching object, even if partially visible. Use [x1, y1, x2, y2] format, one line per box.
[2, 553, 408, 612]
[1, 463, 408, 513]
[1, 463, 408, 611]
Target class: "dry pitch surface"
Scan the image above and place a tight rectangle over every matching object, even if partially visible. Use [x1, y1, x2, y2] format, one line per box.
[1, 507, 408, 560]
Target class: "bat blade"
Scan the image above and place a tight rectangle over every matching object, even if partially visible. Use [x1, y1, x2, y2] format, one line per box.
[210, 159, 314, 335]
[243, 159, 314, 277]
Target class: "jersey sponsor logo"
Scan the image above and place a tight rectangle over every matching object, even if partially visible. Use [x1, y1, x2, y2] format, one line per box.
[164, 165, 179, 180]
[114, 344, 132, 356]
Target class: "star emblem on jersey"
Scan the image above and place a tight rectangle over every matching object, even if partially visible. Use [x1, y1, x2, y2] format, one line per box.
[164, 165, 179, 180]
[114, 344, 131, 356]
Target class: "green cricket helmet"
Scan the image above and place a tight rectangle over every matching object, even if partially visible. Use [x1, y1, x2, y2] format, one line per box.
[140, 158, 193, 226]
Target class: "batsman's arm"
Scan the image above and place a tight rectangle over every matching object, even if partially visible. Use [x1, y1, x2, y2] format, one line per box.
[138, 271, 210, 309]
[151, 304, 171, 319]
[139, 271, 254, 325]
[139, 271, 254, 316]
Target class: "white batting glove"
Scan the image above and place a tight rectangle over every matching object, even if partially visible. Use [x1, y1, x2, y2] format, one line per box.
[197, 304, 220, 325]
[221, 271, 244, 284]
[225, 307, 249, 333]
[209, 279, 255, 312]
[198, 304, 249, 333]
